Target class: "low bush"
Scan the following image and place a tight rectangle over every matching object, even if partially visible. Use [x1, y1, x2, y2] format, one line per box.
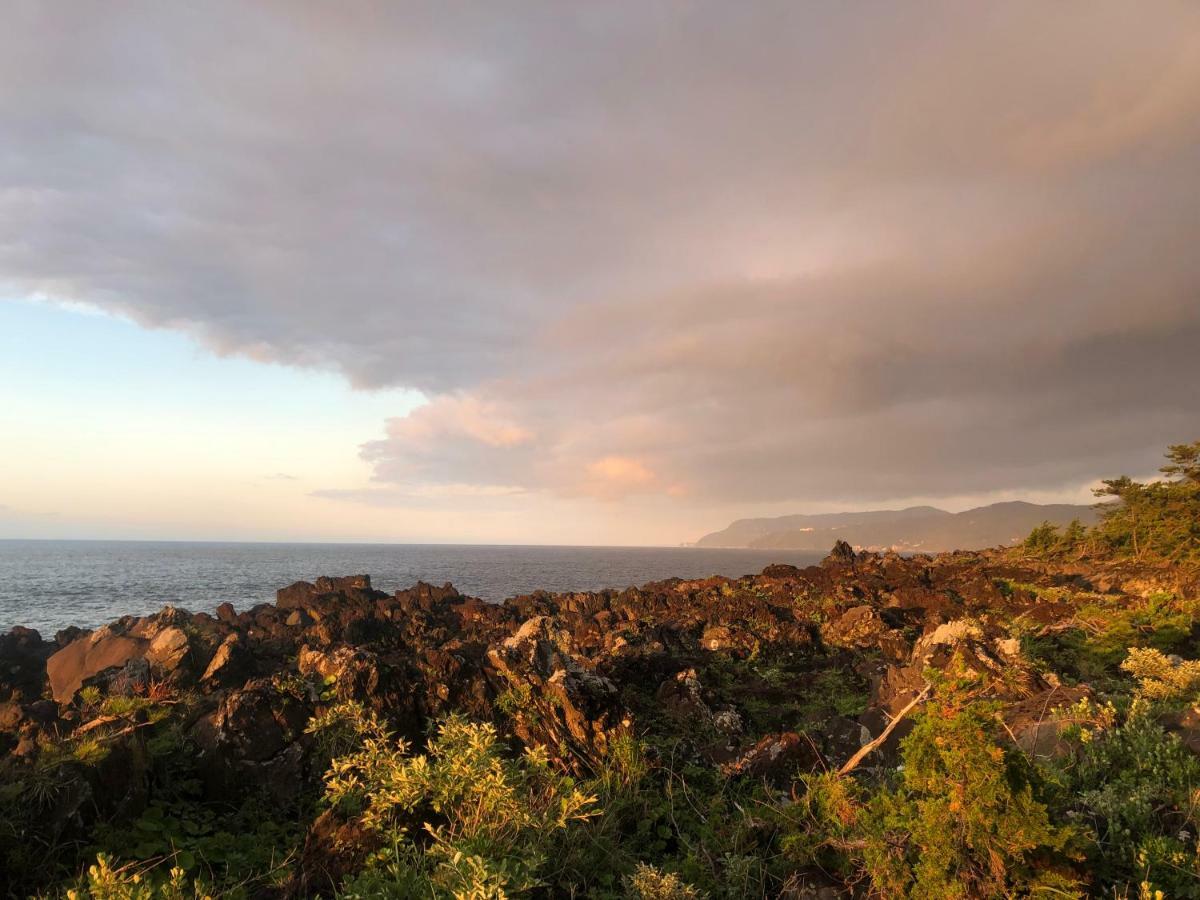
[778, 684, 1083, 899]
[316, 703, 597, 897]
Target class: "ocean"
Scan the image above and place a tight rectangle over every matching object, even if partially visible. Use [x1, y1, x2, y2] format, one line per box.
[0, 540, 825, 635]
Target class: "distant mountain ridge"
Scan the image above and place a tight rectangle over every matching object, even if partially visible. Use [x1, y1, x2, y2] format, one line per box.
[695, 501, 1099, 552]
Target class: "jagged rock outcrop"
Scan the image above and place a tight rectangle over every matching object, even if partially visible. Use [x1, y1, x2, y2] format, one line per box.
[190, 677, 312, 802]
[487, 615, 621, 770]
[3, 542, 1197, 888]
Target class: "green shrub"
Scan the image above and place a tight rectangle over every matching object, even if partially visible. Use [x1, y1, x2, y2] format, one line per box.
[61, 853, 212, 899]
[776, 770, 863, 880]
[1121, 647, 1200, 704]
[1021, 592, 1199, 688]
[624, 862, 703, 899]
[775, 691, 1083, 896]
[87, 796, 298, 896]
[318, 704, 597, 897]
[861, 695, 1082, 898]
[546, 728, 781, 898]
[1051, 707, 1200, 896]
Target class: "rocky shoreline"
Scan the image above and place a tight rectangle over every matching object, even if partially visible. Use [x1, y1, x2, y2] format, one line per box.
[2, 542, 1198, 896]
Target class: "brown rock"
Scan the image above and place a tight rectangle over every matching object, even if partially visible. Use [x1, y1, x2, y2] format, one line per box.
[826, 540, 857, 564]
[145, 626, 190, 673]
[200, 634, 248, 687]
[723, 732, 822, 784]
[656, 668, 711, 723]
[1008, 686, 1093, 760]
[0, 626, 52, 702]
[276, 580, 318, 610]
[107, 657, 151, 696]
[819, 715, 871, 763]
[297, 645, 380, 699]
[0, 700, 25, 731]
[821, 606, 885, 649]
[487, 615, 621, 765]
[700, 625, 735, 651]
[1163, 706, 1200, 756]
[46, 628, 148, 703]
[762, 563, 801, 578]
[293, 808, 383, 896]
[190, 680, 311, 801]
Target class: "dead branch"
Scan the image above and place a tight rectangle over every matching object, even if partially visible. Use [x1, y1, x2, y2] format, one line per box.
[837, 684, 931, 777]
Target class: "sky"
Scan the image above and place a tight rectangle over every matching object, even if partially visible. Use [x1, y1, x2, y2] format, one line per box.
[2, 2, 1199, 545]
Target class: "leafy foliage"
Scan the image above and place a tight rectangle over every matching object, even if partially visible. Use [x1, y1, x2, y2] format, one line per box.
[774, 684, 1084, 898]
[1049, 703, 1200, 897]
[624, 863, 703, 899]
[1121, 647, 1200, 703]
[1019, 590, 1199, 688]
[551, 731, 783, 899]
[60, 853, 212, 900]
[317, 703, 597, 897]
[863, 696, 1081, 897]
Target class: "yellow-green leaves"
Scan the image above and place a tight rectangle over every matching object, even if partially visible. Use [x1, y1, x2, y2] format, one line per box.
[316, 709, 597, 897]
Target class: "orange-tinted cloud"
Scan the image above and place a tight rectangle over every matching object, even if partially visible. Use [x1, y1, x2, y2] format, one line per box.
[581, 456, 658, 499]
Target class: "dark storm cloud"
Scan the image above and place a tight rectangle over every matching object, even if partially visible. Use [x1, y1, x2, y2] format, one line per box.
[2, 1, 1199, 507]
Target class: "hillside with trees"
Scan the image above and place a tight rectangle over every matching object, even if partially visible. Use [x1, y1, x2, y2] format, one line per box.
[696, 502, 1098, 553]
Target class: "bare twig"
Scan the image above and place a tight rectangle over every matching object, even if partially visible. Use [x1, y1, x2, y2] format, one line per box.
[836, 685, 931, 777]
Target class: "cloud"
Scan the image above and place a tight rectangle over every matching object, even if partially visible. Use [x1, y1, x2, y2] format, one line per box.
[374, 395, 532, 452]
[582, 456, 658, 499]
[2, 2, 1199, 525]
[359, 394, 535, 491]
[312, 483, 526, 508]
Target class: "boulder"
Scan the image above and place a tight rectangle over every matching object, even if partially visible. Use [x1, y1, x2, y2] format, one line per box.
[825, 540, 857, 564]
[200, 633, 249, 687]
[106, 657, 151, 696]
[145, 626, 190, 674]
[0, 700, 24, 731]
[54, 625, 88, 647]
[297, 645, 381, 700]
[276, 580, 318, 611]
[292, 809, 382, 897]
[656, 668, 711, 723]
[315, 575, 373, 594]
[277, 576, 376, 611]
[1008, 686, 1094, 760]
[821, 606, 886, 649]
[0, 626, 52, 702]
[488, 616, 620, 766]
[46, 628, 148, 703]
[700, 625, 736, 651]
[723, 732, 822, 784]
[819, 715, 871, 764]
[713, 707, 744, 736]
[190, 680, 311, 802]
[1162, 706, 1200, 756]
[761, 563, 801, 578]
